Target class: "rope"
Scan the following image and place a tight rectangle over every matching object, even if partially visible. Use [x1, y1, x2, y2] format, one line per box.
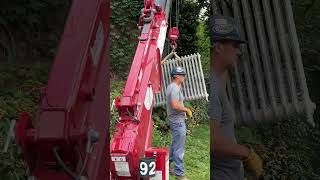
[161, 50, 182, 65]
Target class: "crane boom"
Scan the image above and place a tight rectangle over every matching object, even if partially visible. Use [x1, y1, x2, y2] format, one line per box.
[14, 0, 110, 179]
[110, 0, 172, 179]
[13, 0, 173, 179]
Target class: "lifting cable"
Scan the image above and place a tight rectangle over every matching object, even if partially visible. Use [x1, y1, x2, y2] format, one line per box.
[162, 0, 182, 65]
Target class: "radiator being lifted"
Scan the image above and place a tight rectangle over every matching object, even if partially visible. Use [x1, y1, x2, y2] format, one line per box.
[212, 0, 316, 126]
[154, 53, 208, 107]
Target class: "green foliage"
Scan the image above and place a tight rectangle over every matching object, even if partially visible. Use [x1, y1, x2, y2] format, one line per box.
[0, 63, 49, 119]
[188, 99, 209, 124]
[0, 0, 69, 60]
[196, 20, 210, 77]
[152, 128, 172, 148]
[109, 80, 125, 135]
[110, 0, 207, 79]
[152, 99, 209, 134]
[152, 107, 170, 133]
[172, 0, 202, 56]
[236, 117, 320, 179]
[0, 140, 27, 180]
[292, 0, 320, 51]
[0, 62, 50, 179]
[110, 0, 142, 78]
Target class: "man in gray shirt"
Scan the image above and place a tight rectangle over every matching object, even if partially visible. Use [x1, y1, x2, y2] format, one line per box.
[209, 15, 263, 179]
[166, 66, 192, 180]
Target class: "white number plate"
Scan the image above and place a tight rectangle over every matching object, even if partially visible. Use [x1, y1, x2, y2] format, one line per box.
[139, 158, 156, 177]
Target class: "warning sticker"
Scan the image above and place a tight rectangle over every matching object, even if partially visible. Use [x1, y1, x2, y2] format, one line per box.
[115, 162, 131, 177]
[150, 171, 162, 180]
[111, 156, 126, 162]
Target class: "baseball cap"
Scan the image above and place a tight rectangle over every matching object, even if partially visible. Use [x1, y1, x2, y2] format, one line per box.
[209, 15, 247, 44]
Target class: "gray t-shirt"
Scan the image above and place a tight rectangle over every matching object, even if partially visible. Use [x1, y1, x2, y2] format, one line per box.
[209, 72, 244, 180]
[166, 82, 186, 122]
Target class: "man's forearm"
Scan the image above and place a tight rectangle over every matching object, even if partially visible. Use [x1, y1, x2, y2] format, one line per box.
[174, 105, 188, 112]
[211, 134, 249, 160]
[211, 122, 249, 160]
[171, 100, 188, 112]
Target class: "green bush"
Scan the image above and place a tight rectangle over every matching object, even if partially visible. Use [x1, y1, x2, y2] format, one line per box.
[152, 99, 209, 134]
[109, 80, 125, 135]
[110, 0, 142, 78]
[236, 116, 320, 179]
[0, 62, 50, 179]
[196, 21, 210, 77]
[0, 1, 69, 61]
[172, 0, 202, 56]
[110, 0, 207, 79]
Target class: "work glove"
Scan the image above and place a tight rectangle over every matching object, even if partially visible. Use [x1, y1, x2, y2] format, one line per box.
[185, 108, 193, 118]
[243, 145, 263, 178]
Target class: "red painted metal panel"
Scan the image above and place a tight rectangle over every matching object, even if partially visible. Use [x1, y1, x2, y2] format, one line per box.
[15, 0, 110, 179]
[145, 148, 169, 180]
[110, 1, 168, 179]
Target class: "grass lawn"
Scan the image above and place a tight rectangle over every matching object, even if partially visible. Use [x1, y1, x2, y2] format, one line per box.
[152, 124, 210, 180]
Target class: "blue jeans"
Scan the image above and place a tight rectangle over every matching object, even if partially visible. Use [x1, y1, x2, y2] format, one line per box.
[169, 121, 186, 176]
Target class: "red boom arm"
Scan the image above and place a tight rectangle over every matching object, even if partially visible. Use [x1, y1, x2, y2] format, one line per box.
[15, 0, 110, 179]
[110, 0, 171, 179]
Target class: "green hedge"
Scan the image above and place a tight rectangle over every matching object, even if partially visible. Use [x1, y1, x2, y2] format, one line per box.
[0, 62, 50, 179]
[236, 116, 320, 179]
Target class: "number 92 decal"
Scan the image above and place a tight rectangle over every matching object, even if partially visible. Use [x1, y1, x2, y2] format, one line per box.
[139, 158, 156, 177]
